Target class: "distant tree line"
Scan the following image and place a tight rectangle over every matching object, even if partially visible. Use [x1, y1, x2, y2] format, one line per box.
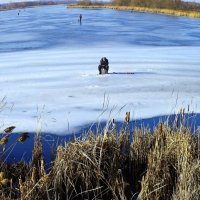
[77, 0, 105, 6]
[77, 0, 200, 10]
[112, 0, 200, 10]
[0, 0, 74, 10]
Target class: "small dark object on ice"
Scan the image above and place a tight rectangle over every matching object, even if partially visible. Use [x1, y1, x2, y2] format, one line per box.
[79, 14, 82, 24]
[98, 57, 109, 75]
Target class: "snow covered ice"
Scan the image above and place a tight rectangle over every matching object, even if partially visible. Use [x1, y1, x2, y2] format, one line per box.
[0, 6, 200, 134]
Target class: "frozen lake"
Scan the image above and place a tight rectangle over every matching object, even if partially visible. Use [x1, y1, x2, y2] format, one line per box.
[1, 6, 200, 134]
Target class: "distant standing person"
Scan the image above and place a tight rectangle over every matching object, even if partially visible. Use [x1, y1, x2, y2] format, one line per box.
[79, 14, 82, 24]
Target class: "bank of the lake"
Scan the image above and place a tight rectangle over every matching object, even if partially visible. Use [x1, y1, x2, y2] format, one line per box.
[0, 1, 72, 11]
[0, 113, 199, 199]
[67, 4, 200, 18]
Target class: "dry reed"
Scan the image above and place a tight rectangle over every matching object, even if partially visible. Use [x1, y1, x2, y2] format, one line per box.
[0, 111, 199, 199]
[67, 4, 200, 18]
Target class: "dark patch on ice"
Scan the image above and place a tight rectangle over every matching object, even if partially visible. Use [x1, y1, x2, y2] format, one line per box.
[108, 72, 156, 75]
[74, 106, 83, 110]
[89, 108, 103, 112]
[74, 106, 104, 112]
[134, 72, 157, 75]
[108, 72, 135, 75]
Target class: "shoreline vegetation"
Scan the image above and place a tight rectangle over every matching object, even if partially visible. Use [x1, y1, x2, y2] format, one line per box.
[67, 0, 200, 18]
[0, 0, 73, 11]
[0, 111, 199, 199]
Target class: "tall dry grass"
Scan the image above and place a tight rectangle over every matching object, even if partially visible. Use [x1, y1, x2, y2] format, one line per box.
[67, 4, 200, 18]
[0, 111, 199, 199]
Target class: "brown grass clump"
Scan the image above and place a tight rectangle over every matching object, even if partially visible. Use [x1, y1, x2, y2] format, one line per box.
[0, 111, 199, 199]
[18, 134, 49, 200]
[50, 130, 131, 199]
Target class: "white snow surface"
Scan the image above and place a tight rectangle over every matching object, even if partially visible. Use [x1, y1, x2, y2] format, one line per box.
[0, 6, 200, 134]
[1, 46, 200, 134]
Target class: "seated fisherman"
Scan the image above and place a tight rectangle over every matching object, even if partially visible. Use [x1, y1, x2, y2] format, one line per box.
[98, 57, 109, 74]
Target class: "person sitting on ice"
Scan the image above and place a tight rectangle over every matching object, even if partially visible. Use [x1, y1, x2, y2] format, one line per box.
[98, 57, 109, 74]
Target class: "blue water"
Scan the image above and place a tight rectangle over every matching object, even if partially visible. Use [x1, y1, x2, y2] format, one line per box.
[2, 113, 199, 168]
[1, 6, 200, 53]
